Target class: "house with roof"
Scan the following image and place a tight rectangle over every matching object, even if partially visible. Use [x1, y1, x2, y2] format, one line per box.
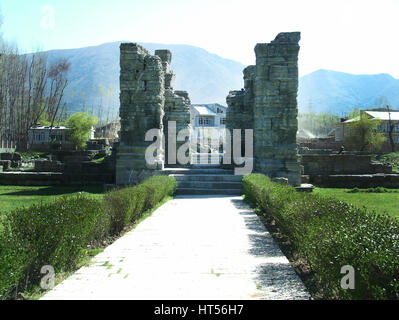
[335, 110, 399, 144]
[190, 104, 227, 128]
[190, 104, 227, 139]
[189, 104, 227, 157]
[29, 125, 71, 146]
[28, 124, 95, 150]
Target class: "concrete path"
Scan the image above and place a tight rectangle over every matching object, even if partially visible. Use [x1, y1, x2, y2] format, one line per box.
[41, 196, 310, 300]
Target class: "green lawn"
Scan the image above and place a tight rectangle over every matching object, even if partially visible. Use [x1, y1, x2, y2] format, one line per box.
[313, 187, 399, 220]
[0, 185, 106, 215]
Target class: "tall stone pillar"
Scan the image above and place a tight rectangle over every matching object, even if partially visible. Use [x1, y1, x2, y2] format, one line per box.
[116, 43, 165, 185]
[226, 65, 255, 155]
[253, 32, 301, 186]
[156, 50, 192, 166]
[164, 90, 191, 166]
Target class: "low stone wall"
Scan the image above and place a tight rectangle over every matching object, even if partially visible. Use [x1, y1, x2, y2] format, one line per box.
[298, 139, 342, 151]
[63, 161, 115, 184]
[35, 160, 65, 172]
[299, 148, 334, 155]
[46, 150, 99, 162]
[0, 161, 115, 186]
[298, 138, 398, 153]
[300, 154, 392, 175]
[311, 174, 399, 188]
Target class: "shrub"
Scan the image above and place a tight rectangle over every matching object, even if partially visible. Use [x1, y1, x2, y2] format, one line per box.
[243, 173, 399, 300]
[347, 187, 395, 194]
[104, 175, 177, 235]
[0, 175, 176, 299]
[0, 194, 102, 299]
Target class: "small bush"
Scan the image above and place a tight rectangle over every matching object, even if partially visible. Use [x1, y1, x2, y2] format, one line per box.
[347, 187, 396, 194]
[0, 194, 102, 299]
[0, 175, 176, 299]
[243, 174, 399, 300]
[104, 175, 177, 235]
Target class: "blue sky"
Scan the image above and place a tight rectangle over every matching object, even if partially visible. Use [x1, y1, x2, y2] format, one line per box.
[1, 0, 399, 78]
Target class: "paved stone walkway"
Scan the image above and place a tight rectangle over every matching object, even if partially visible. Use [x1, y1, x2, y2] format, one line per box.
[41, 196, 310, 300]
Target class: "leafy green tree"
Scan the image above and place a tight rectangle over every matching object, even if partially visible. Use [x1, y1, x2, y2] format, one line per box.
[345, 110, 386, 152]
[66, 112, 98, 149]
[347, 107, 361, 120]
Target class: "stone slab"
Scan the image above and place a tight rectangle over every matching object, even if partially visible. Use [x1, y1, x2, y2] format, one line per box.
[41, 196, 310, 300]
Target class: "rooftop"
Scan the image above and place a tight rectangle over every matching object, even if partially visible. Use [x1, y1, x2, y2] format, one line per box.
[343, 110, 399, 123]
[192, 105, 217, 116]
[364, 111, 399, 121]
[29, 125, 68, 130]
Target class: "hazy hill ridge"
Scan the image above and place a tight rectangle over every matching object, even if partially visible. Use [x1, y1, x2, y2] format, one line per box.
[298, 69, 399, 115]
[40, 43, 399, 118]
[43, 41, 245, 118]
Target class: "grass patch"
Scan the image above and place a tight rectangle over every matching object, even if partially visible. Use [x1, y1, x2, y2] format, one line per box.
[102, 261, 113, 269]
[0, 175, 176, 300]
[313, 187, 399, 220]
[92, 156, 106, 163]
[0, 185, 105, 214]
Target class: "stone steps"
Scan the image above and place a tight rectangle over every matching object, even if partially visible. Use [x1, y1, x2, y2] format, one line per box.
[177, 188, 243, 196]
[171, 174, 243, 182]
[177, 181, 242, 189]
[165, 168, 235, 175]
[168, 167, 243, 196]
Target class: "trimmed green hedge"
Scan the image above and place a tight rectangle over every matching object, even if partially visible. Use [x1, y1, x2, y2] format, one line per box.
[104, 175, 177, 235]
[243, 173, 399, 300]
[0, 175, 176, 299]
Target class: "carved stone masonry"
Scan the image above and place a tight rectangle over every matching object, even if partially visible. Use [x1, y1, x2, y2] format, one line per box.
[226, 32, 302, 186]
[116, 44, 191, 185]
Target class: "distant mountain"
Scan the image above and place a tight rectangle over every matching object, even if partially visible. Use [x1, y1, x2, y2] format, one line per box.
[42, 43, 399, 120]
[298, 69, 399, 115]
[43, 42, 245, 119]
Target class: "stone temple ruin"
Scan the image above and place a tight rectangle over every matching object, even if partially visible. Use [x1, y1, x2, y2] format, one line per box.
[226, 32, 302, 186]
[116, 44, 191, 184]
[116, 32, 302, 187]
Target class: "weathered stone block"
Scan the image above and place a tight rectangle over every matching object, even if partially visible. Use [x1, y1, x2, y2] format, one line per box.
[227, 32, 301, 186]
[0, 160, 11, 170]
[117, 43, 191, 184]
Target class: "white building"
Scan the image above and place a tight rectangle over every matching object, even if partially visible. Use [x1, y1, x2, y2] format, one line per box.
[28, 125, 71, 146]
[28, 125, 95, 148]
[335, 110, 399, 143]
[190, 104, 227, 128]
[189, 104, 227, 163]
